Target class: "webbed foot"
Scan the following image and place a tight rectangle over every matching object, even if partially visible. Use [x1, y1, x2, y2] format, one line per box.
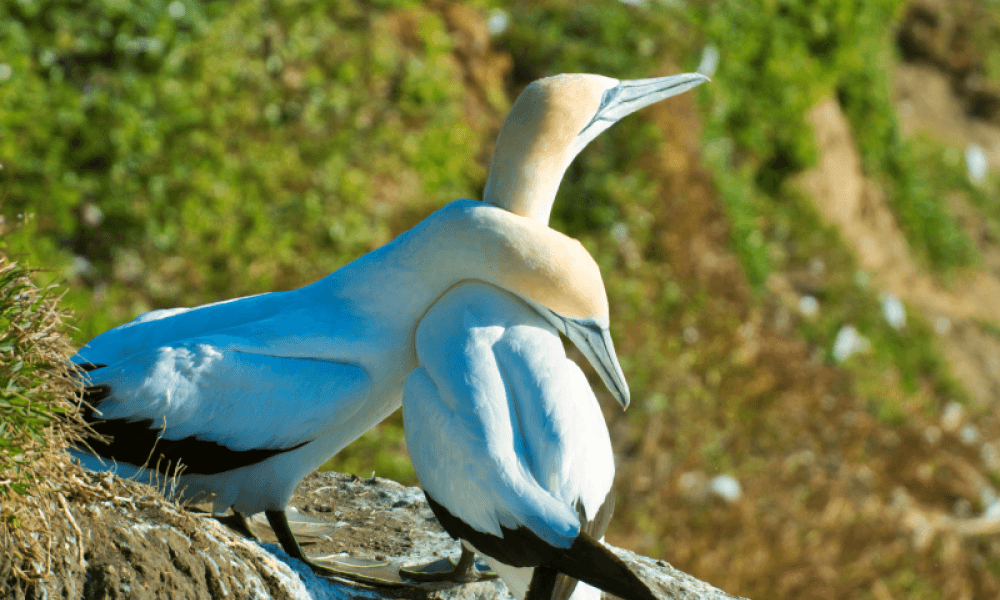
[265, 509, 414, 587]
[401, 548, 498, 583]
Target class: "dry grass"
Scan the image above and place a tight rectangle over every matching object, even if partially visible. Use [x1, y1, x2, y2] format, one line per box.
[0, 255, 196, 598]
[0, 256, 84, 585]
[0, 256, 148, 594]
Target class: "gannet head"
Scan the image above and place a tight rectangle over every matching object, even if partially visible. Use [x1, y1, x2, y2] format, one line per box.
[524, 299, 631, 410]
[484, 72, 709, 222]
[478, 210, 630, 408]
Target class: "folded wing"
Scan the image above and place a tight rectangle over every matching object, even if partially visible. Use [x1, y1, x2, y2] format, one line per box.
[73, 288, 300, 366]
[81, 341, 370, 474]
[403, 282, 612, 553]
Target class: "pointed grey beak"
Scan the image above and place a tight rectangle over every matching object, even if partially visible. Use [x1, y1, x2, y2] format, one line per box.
[580, 72, 710, 138]
[519, 293, 631, 408]
[560, 317, 631, 409]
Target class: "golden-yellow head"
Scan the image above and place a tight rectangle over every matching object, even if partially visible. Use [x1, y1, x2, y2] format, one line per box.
[484, 72, 709, 223]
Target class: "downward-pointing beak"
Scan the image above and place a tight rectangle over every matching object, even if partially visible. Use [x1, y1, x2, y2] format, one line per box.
[585, 72, 710, 132]
[561, 318, 631, 410]
[519, 299, 632, 408]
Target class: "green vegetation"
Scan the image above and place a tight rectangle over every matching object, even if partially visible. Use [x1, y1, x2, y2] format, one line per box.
[1, 0, 483, 343]
[1, 0, 489, 482]
[688, 0, 981, 419]
[903, 136, 1000, 245]
[696, 0, 978, 278]
[839, 71, 980, 274]
[0, 260, 78, 499]
[0, 258, 94, 591]
[978, 317, 1000, 341]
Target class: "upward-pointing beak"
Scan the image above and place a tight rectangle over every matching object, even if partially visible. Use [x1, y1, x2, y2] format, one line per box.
[582, 72, 710, 135]
[561, 317, 631, 410]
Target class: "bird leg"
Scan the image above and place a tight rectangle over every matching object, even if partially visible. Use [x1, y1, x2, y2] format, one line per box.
[215, 510, 260, 542]
[399, 547, 498, 582]
[264, 510, 412, 587]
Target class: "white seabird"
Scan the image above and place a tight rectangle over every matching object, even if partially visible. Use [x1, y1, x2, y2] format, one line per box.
[72, 69, 708, 585]
[402, 281, 647, 600]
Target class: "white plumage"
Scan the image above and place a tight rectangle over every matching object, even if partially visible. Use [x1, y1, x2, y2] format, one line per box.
[405, 283, 614, 542]
[403, 281, 642, 600]
[72, 199, 626, 582]
[399, 71, 709, 596]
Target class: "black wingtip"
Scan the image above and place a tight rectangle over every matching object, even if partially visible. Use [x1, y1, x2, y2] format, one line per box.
[552, 532, 657, 600]
[75, 362, 110, 404]
[83, 384, 111, 404]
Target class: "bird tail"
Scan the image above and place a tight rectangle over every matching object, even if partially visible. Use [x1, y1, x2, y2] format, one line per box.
[550, 533, 657, 600]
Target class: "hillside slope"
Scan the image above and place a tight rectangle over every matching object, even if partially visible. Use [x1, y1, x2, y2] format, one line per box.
[3, 1, 1000, 598]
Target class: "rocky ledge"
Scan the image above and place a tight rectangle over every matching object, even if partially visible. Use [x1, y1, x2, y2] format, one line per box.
[9, 471, 745, 600]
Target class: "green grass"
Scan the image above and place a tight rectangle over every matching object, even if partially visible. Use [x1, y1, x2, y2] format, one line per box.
[0, 260, 76, 499]
[839, 75, 980, 275]
[686, 0, 974, 421]
[693, 0, 978, 278]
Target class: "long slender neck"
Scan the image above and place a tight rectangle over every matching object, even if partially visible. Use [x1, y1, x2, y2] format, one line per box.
[482, 149, 572, 224]
[482, 85, 584, 223]
[318, 200, 603, 325]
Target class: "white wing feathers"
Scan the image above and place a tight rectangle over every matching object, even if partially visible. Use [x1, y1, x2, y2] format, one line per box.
[73, 289, 295, 366]
[494, 327, 614, 518]
[403, 282, 614, 550]
[404, 363, 580, 548]
[86, 341, 370, 452]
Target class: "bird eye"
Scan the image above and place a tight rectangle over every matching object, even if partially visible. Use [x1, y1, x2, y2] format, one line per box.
[599, 89, 613, 110]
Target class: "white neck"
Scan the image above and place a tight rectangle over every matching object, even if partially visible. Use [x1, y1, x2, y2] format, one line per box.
[482, 151, 573, 224]
[310, 199, 604, 325]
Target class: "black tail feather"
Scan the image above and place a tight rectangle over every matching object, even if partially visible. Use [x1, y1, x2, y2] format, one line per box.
[526, 566, 559, 600]
[550, 571, 579, 600]
[75, 361, 110, 407]
[551, 533, 657, 600]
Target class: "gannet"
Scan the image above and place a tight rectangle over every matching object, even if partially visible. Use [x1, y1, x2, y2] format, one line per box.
[72, 199, 624, 584]
[400, 71, 708, 592]
[402, 282, 649, 600]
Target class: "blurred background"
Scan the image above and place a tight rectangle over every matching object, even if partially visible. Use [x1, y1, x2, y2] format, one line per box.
[2, 0, 1000, 597]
